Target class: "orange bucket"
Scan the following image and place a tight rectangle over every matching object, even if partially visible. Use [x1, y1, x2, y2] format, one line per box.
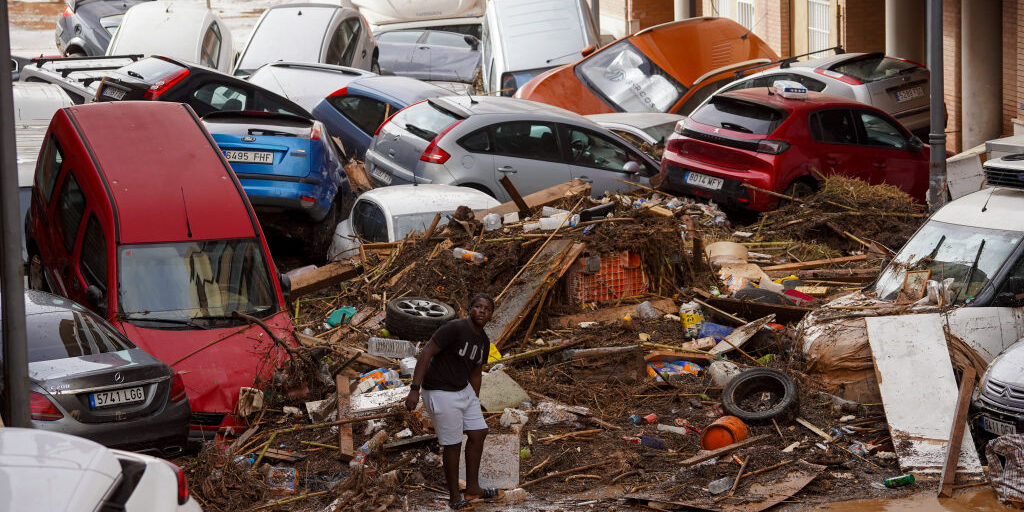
[700, 415, 749, 450]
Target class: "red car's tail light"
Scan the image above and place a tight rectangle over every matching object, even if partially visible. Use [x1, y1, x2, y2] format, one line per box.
[300, 196, 316, 203]
[165, 461, 189, 504]
[62, 5, 74, 17]
[169, 373, 187, 402]
[419, 119, 463, 164]
[814, 68, 863, 85]
[673, 119, 686, 134]
[30, 392, 63, 421]
[756, 140, 790, 154]
[375, 100, 425, 136]
[328, 87, 348, 98]
[310, 122, 323, 141]
[143, 68, 190, 100]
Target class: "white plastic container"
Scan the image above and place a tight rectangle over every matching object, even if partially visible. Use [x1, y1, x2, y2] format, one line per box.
[709, 360, 742, 387]
[399, 356, 418, 376]
[678, 301, 704, 340]
[541, 206, 569, 217]
[523, 222, 540, 232]
[503, 211, 520, 224]
[482, 213, 501, 231]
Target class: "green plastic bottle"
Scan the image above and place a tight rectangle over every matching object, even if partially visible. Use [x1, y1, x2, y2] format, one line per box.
[883, 474, 915, 488]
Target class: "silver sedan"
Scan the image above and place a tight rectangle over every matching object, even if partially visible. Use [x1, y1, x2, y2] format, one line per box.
[364, 96, 661, 201]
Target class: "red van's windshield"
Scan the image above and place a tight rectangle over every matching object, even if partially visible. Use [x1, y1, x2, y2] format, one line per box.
[117, 238, 276, 326]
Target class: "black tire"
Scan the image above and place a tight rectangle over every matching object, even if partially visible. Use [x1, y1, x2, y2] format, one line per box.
[66, 48, 87, 58]
[385, 297, 456, 341]
[721, 368, 798, 424]
[309, 201, 339, 264]
[370, 57, 381, 75]
[784, 180, 816, 200]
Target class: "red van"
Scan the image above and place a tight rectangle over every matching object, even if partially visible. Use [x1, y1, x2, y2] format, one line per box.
[25, 101, 296, 443]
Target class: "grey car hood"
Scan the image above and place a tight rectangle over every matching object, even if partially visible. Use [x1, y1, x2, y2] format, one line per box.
[988, 340, 1024, 384]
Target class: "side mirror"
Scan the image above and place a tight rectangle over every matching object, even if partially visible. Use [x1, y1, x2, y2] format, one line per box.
[464, 35, 479, 51]
[580, 45, 596, 57]
[280, 273, 292, 302]
[623, 161, 641, 175]
[85, 285, 106, 316]
[908, 136, 924, 152]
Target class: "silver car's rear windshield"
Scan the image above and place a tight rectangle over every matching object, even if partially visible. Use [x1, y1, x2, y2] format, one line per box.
[391, 101, 461, 142]
[237, 7, 336, 74]
[576, 39, 685, 113]
[19, 310, 133, 362]
[690, 97, 787, 135]
[873, 220, 1023, 304]
[829, 56, 922, 84]
[117, 238, 276, 324]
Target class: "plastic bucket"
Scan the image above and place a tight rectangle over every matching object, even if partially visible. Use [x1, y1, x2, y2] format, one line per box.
[700, 415, 749, 450]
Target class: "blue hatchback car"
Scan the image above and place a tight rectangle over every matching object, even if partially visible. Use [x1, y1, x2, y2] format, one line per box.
[312, 75, 451, 160]
[202, 111, 353, 260]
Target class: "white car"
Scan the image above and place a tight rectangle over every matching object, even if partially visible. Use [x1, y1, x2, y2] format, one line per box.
[106, 1, 233, 73]
[585, 112, 684, 147]
[0, 428, 201, 512]
[343, 0, 485, 39]
[329, 184, 500, 260]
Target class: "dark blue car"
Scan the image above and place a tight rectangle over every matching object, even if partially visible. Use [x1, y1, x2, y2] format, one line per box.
[56, 0, 152, 56]
[312, 75, 451, 160]
[203, 111, 353, 260]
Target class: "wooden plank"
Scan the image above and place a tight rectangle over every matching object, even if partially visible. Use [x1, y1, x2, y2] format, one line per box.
[422, 212, 442, 241]
[478, 179, 591, 218]
[796, 417, 835, 442]
[865, 314, 982, 474]
[939, 366, 977, 497]
[289, 261, 361, 299]
[487, 239, 573, 348]
[386, 262, 417, 287]
[336, 375, 354, 459]
[761, 254, 869, 272]
[678, 435, 771, 467]
[764, 268, 878, 281]
[499, 176, 531, 218]
[341, 155, 374, 191]
[549, 298, 676, 329]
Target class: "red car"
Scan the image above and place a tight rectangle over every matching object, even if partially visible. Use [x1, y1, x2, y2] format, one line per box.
[26, 101, 296, 443]
[658, 84, 929, 211]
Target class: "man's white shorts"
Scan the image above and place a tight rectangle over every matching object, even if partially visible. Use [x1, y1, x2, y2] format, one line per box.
[422, 384, 488, 446]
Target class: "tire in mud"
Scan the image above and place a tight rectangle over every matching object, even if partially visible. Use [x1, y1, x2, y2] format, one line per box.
[385, 297, 456, 341]
[721, 368, 799, 424]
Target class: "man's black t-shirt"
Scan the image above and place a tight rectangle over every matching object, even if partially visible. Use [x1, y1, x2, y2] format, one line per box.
[422, 318, 490, 391]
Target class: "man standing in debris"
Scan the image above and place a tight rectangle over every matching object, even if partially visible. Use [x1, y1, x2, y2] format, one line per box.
[406, 293, 500, 510]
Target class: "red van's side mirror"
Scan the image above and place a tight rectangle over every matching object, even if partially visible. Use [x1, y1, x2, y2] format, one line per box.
[581, 45, 596, 57]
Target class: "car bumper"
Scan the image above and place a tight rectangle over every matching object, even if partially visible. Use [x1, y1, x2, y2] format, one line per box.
[364, 149, 435, 187]
[972, 398, 1024, 439]
[660, 158, 772, 211]
[237, 176, 330, 220]
[33, 399, 191, 457]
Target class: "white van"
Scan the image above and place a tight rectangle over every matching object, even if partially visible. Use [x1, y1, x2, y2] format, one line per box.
[481, 0, 599, 96]
[106, 1, 233, 73]
[342, 0, 485, 39]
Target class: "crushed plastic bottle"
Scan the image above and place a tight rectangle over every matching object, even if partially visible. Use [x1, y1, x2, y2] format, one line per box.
[482, 213, 501, 231]
[350, 430, 389, 467]
[708, 476, 733, 494]
[453, 247, 487, 264]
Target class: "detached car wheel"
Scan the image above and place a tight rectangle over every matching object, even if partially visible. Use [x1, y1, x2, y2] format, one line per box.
[721, 368, 799, 424]
[385, 297, 455, 341]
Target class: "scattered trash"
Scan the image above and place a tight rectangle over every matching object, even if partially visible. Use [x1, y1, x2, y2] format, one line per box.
[986, 434, 1024, 505]
[708, 361, 742, 387]
[656, 424, 690, 435]
[503, 488, 529, 504]
[500, 408, 529, 427]
[236, 387, 264, 418]
[678, 301, 704, 339]
[701, 415, 749, 450]
[356, 368, 401, 394]
[454, 247, 488, 263]
[882, 474, 916, 488]
[368, 337, 418, 358]
[698, 322, 734, 341]
[350, 430, 389, 467]
[482, 213, 502, 231]
[266, 466, 298, 493]
[721, 368, 799, 423]
[325, 306, 358, 327]
[708, 476, 734, 494]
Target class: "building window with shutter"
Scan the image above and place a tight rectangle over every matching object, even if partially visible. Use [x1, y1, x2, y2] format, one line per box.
[808, 0, 830, 53]
[737, 0, 755, 30]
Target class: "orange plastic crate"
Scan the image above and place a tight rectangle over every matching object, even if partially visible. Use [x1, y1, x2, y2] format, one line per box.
[566, 251, 648, 305]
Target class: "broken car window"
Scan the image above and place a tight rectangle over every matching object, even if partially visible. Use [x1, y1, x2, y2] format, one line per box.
[117, 239, 276, 324]
[873, 221, 1022, 303]
[576, 40, 685, 113]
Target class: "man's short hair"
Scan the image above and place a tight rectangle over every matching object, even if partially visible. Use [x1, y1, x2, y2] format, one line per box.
[469, 293, 495, 310]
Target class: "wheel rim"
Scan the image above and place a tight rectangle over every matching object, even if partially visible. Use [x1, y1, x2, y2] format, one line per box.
[397, 299, 448, 318]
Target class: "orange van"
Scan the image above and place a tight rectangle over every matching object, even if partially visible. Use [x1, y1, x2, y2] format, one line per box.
[515, 17, 779, 116]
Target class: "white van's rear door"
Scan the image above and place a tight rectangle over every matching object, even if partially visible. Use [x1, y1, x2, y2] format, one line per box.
[350, 0, 484, 26]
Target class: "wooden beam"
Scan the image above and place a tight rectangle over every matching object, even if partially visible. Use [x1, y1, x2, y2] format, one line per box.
[336, 375, 354, 460]
[289, 261, 361, 299]
[939, 366, 977, 498]
[549, 298, 676, 329]
[762, 254, 869, 272]
[499, 176, 531, 218]
[422, 212, 442, 241]
[479, 179, 591, 218]
[679, 435, 771, 467]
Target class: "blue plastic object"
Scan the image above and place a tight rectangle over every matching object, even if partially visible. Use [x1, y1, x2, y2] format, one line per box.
[326, 306, 358, 327]
[698, 322, 735, 341]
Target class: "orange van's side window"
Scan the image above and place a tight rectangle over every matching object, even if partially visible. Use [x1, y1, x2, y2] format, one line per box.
[36, 135, 64, 203]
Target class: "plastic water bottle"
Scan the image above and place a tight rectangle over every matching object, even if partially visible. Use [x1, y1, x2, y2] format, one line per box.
[453, 247, 487, 263]
[350, 430, 389, 467]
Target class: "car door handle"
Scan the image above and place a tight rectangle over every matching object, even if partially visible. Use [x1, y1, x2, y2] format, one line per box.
[578, 176, 594, 184]
[498, 166, 517, 174]
[362, 49, 367, 59]
[388, 149, 396, 158]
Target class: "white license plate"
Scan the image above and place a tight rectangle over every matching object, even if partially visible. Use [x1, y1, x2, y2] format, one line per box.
[224, 150, 274, 164]
[89, 386, 145, 408]
[102, 87, 126, 100]
[685, 171, 724, 191]
[982, 415, 1017, 436]
[370, 165, 392, 184]
[894, 86, 924, 103]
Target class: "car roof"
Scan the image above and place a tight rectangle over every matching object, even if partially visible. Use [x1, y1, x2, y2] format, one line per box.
[718, 88, 868, 111]
[112, 1, 215, 55]
[435, 95, 589, 121]
[788, 51, 877, 69]
[66, 102, 256, 243]
[931, 187, 1024, 232]
[265, 2, 348, 15]
[585, 112, 682, 130]
[488, 0, 591, 71]
[359, 184, 499, 216]
[348, 75, 451, 104]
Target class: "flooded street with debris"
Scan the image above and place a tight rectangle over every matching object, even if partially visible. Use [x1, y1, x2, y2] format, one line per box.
[6, 1, 1024, 511]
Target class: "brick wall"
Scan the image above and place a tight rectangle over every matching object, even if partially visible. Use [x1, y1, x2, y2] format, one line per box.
[1011, 0, 1024, 134]
[943, 0, 962, 152]
[756, 0, 790, 57]
[838, 0, 884, 53]
[630, 0, 675, 30]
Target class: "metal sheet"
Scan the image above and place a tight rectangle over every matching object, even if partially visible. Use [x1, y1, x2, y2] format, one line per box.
[865, 314, 982, 474]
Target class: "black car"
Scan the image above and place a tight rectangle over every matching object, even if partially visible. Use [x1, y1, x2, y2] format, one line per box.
[56, 0, 153, 57]
[375, 29, 481, 84]
[95, 55, 312, 118]
[4, 290, 190, 457]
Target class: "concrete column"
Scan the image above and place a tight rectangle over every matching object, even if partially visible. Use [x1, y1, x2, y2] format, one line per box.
[961, 0, 1002, 149]
[885, 0, 925, 64]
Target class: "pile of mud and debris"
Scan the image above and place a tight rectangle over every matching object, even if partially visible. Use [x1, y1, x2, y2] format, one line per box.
[177, 177, 991, 512]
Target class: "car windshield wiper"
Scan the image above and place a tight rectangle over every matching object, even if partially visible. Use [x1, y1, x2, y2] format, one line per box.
[956, 240, 986, 304]
[720, 122, 752, 133]
[247, 128, 297, 137]
[126, 70, 144, 79]
[127, 316, 209, 330]
[405, 124, 437, 141]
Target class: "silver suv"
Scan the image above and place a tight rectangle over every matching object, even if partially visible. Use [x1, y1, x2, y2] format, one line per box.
[364, 96, 660, 201]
